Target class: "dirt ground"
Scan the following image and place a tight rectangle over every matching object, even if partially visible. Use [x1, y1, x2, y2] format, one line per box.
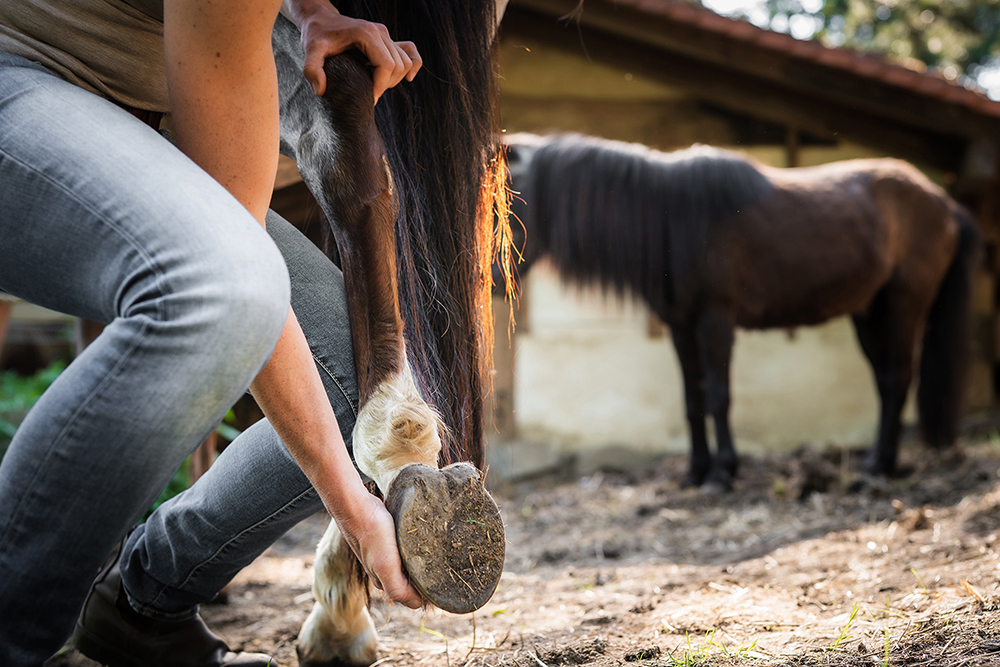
[51, 436, 1000, 667]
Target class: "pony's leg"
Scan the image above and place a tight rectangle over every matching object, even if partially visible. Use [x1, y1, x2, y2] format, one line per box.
[298, 520, 378, 667]
[353, 364, 505, 615]
[694, 307, 738, 494]
[851, 289, 918, 477]
[670, 325, 711, 488]
[295, 348, 441, 667]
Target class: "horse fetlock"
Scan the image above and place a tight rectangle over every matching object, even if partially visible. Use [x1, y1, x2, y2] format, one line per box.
[297, 601, 378, 667]
[353, 365, 442, 494]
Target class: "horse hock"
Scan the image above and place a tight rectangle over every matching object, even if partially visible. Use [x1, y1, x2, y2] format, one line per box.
[384, 463, 505, 614]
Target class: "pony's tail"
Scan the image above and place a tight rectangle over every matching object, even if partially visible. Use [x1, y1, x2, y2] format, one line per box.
[918, 205, 980, 448]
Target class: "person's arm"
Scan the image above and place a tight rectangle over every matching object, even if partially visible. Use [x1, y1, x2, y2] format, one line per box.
[164, 0, 281, 225]
[163, 0, 423, 608]
[281, 0, 422, 101]
[248, 309, 423, 608]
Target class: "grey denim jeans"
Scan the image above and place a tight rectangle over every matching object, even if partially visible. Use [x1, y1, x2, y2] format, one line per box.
[0, 52, 359, 664]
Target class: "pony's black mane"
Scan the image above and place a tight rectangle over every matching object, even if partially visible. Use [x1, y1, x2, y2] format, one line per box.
[332, 0, 501, 467]
[519, 134, 773, 311]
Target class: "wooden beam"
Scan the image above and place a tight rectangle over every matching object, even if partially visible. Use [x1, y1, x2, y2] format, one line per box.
[502, 6, 968, 172]
[506, 0, 1000, 140]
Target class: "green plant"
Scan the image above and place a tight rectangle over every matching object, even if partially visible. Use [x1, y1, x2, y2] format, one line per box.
[665, 632, 709, 666]
[0, 359, 67, 457]
[829, 602, 860, 651]
[143, 457, 190, 522]
[1, 361, 243, 521]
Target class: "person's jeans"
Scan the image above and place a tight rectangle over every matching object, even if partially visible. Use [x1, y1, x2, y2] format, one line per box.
[0, 53, 359, 663]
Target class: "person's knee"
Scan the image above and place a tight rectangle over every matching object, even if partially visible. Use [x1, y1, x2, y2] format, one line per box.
[216, 241, 291, 347]
[180, 238, 291, 363]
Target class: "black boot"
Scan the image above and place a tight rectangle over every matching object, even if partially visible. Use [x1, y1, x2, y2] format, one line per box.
[71, 549, 276, 667]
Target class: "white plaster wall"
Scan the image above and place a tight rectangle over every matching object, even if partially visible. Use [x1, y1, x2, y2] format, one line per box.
[510, 261, 901, 464]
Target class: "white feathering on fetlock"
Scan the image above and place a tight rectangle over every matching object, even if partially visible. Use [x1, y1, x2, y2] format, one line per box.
[298, 521, 379, 667]
[352, 360, 444, 495]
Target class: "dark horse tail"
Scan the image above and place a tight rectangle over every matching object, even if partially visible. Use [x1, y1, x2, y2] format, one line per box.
[334, 1, 507, 468]
[917, 205, 979, 448]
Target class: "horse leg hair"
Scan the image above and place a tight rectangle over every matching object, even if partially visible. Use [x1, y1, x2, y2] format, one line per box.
[298, 522, 378, 667]
[670, 325, 712, 487]
[694, 307, 738, 493]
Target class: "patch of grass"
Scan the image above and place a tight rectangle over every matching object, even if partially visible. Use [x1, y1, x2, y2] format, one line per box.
[665, 630, 768, 666]
[829, 601, 860, 651]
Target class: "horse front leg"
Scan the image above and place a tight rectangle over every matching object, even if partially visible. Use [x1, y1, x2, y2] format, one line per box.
[670, 325, 711, 488]
[694, 307, 738, 494]
[852, 292, 917, 477]
[298, 522, 377, 667]
[299, 50, 502, 648]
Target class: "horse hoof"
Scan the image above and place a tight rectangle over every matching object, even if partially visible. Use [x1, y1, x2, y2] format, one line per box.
[681, 469, 709, 489]
[384, 463, 505, 614]
[699, 480, 729, 496]
[680, 475, 700, 489]
[699, 469, 733, 496]
[860, 455, 894, 478]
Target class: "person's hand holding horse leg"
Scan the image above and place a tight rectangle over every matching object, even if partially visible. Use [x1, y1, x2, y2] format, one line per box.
[281, 0, 423, 101]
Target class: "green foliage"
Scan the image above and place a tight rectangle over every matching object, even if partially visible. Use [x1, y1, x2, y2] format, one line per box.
[0, 362, 243, 521]
[144, 457, 191, 521]
[702, 0, 1000, 89]
[829, 601, 860, 650]
[0, 359, 66, 457]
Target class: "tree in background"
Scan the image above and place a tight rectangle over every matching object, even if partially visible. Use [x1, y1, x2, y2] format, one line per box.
[701, 0, 1000, 95]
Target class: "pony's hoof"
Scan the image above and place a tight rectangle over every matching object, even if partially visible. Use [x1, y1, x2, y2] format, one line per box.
[860, 454, 894, 477]
[699, 469, 733, 496]
[384, 463, 505, 614]
[699, 480, 728, 496]
[680, 469, 709, 489]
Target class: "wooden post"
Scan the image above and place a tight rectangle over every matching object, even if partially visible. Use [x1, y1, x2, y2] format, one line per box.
[0, 299, 13, 355]
[189, 431, 217, 484]
[489, 294, 517, 440]
[785, 125, 800, 169]
[74, 319, 106, 355]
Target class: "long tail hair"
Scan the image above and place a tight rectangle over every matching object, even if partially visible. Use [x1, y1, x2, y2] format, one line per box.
[333, 0, 509, 468]
[918, 204, 979, 447]
[517, 134, 772, 313]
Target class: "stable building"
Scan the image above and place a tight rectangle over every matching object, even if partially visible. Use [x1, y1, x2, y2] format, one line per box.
[487, 0, 1000, 479]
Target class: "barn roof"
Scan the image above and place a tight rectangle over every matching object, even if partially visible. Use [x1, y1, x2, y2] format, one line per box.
[502, 0, 1000, 176]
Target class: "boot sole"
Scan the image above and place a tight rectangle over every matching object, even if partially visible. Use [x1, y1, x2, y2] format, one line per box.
[72, 619, 143, 667]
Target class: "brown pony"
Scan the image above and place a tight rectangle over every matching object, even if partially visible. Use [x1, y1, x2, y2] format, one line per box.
[503, 133, 978, 494]
[273, 2, 511, 664]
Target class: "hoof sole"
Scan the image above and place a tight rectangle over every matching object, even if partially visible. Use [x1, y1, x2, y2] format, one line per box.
[385, 463, 504, 614]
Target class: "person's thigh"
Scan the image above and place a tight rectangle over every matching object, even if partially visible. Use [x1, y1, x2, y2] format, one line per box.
[122, 212, 361, 617]
[0, 53, 290, 663]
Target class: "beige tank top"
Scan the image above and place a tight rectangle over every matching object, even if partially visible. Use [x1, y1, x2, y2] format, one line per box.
[0, 0, 168, 111]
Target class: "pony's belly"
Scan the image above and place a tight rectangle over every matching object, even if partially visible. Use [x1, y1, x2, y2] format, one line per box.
[735, 283, 881, 330]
